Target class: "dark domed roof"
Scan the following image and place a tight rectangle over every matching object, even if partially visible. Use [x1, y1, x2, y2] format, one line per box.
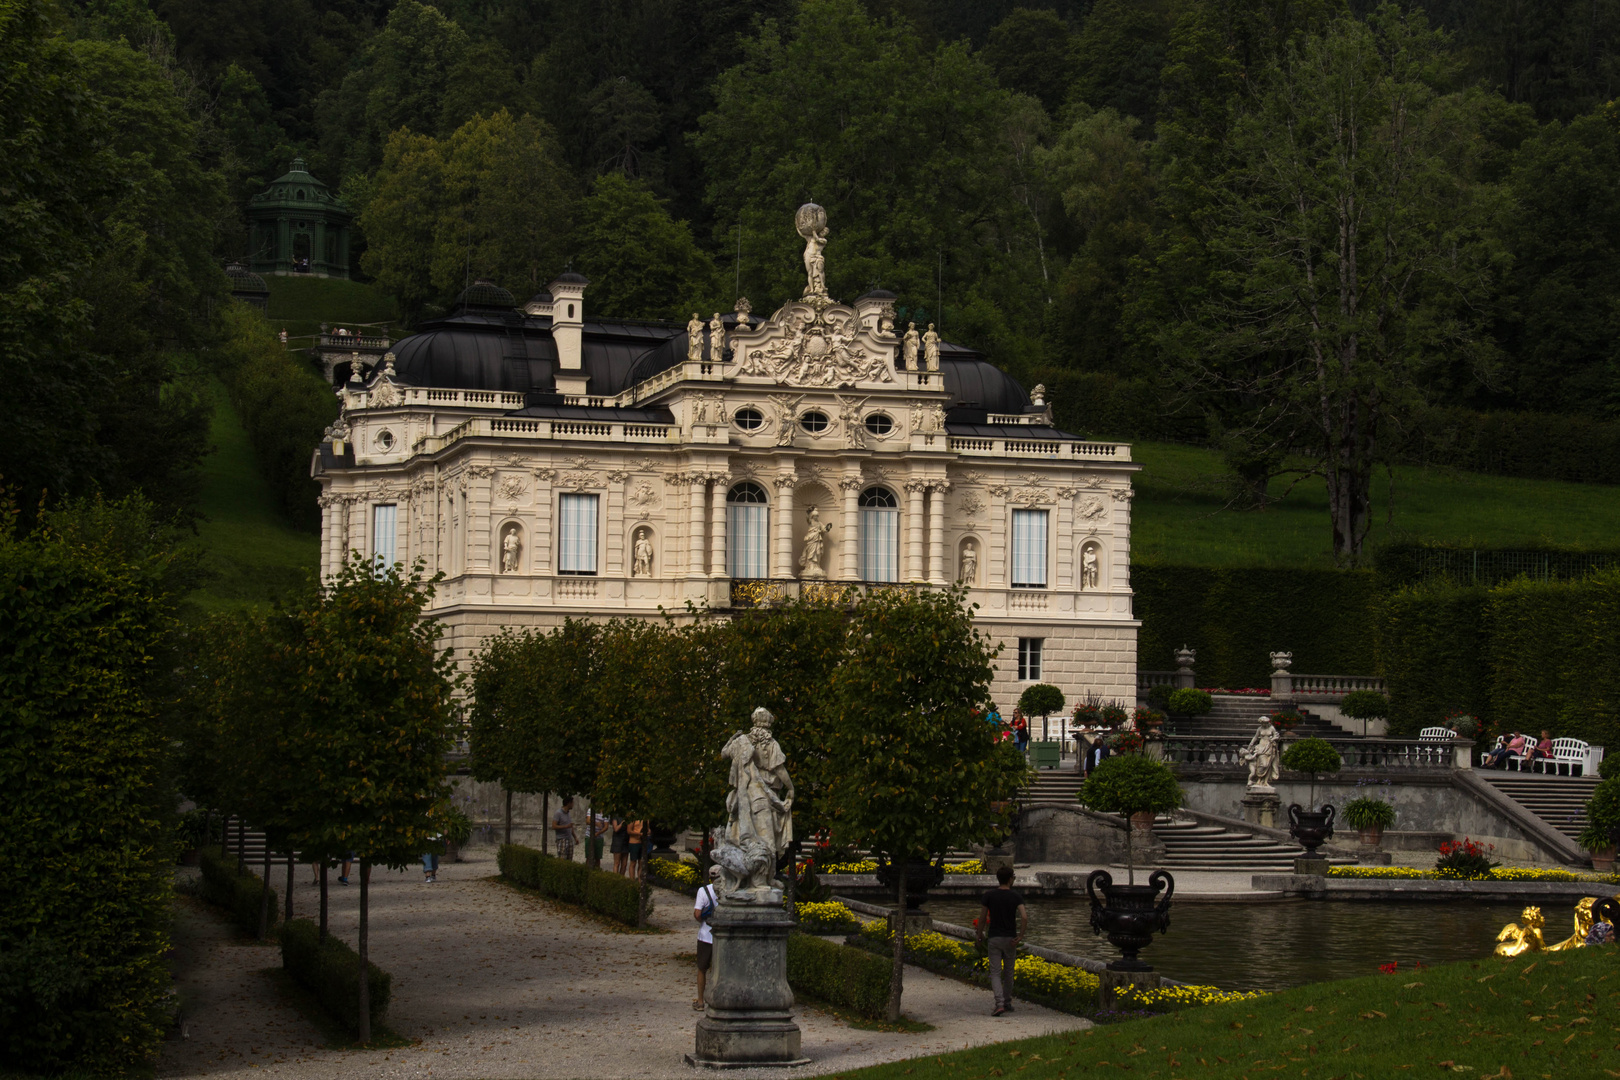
[553, 271, 589, 285]
[454, 279, 517, 312]
[526, 290, 553, 305]
[224, 261, 269, 294]
[854, 289, 897, 301]
[939, 349, 1030, 413]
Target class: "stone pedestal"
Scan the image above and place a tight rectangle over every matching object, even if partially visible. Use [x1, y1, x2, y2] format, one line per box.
[1098, 968, 1158, 1008]
[1241, 788, 1280, 829]
[1293, 856, 1329, 876]
[689, 900, 808, 1069]
[980, 845, 1015, 877]
[889, 911, 934, 936]
[1356, 850, 1392, 866]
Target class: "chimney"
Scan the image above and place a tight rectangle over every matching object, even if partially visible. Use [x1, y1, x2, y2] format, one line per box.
[549, 271, 588, 372]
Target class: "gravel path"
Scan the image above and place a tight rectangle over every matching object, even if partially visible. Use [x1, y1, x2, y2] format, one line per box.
[159, 850, 1089, 1079]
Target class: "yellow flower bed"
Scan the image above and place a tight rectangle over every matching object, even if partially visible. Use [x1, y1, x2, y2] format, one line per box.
[1012, 954, 1100, 998]
[648, 857, 699, 886]
[906, 931, 976, 964]
[817, 860, 879, 874]
[943, 859, 984, 875]
[1118, 983, 1268, 1008]
[795, 900, 860, 931]
[1328, 866, 1620, 883]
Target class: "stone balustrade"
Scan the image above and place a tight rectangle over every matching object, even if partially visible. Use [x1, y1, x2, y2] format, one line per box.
[1161, 734, 1467, 771]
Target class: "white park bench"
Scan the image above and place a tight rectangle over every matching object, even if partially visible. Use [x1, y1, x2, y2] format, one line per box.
[1420, 726, 1456, 740]
[1549, 737, 1603, 776]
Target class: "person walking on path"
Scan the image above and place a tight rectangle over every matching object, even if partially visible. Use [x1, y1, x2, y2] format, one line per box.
[422, 842, 440, 884]
[976, 865, 1028, 1016]
[693, 864, 722, 1009]
[551, 797, 577, 862]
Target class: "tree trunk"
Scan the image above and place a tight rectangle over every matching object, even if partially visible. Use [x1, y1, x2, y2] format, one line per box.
[236, 817, 246, 874]
[637, 873, 651, 929]
[886, 863, 907, 1022]
[258, 847, 272, 939]
[504, 788, 512, 846]
[542, 792, 550, 855]
[358, 862, 371, 1044]
[319, 861, 328, 942]
[285, 851, 294, 923]
[1125, 820, 1135, 887]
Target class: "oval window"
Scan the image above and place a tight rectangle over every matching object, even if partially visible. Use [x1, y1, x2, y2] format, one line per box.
[734, 407, 765, 431]
[375, 429, 395, 452]
[568, 303, 575, 318]
[799, 410, 829, 434]
[864, 413, 894, 437]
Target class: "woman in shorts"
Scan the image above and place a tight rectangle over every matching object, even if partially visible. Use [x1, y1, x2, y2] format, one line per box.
[627, 819, 648, 879]
[611, 818, 630, 875]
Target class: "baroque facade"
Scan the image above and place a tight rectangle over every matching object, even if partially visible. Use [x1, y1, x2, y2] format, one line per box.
[313, 206, 1140, 708]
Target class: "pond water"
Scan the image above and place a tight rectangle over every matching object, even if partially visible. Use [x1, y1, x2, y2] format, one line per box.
[926, 896, 1538, 992]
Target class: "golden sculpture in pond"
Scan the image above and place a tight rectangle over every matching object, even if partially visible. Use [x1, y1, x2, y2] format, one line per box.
[1493, 906, 1545, 957]
[1544, 896, 1598, 952]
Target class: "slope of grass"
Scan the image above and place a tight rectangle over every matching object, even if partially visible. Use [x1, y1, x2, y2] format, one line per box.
[1133, 441, 1620, 568]
[192, 378, 318, 613]
[264, 275, 399, 345]
[839, 945, 1617, 1080]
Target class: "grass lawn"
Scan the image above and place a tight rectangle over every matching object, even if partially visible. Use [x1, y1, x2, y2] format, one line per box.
[264, 275, 399, 346]
[1133, 441, 1620, 568]
[836, 945, 1618, 1080]
[191, 378, 318, 613]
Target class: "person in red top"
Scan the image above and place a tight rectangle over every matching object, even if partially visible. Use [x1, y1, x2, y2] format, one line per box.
[1533, 731, 1554, 766]
[1012, 711, 1030, 753]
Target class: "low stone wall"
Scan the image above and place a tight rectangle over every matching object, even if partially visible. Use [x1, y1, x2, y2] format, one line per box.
[1012, 802, 1160, 866]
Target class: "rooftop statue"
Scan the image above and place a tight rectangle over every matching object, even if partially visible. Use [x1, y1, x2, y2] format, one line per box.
[797, 203, 828, 299]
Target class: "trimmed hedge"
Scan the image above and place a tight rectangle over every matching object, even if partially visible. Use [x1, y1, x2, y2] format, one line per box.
[785, 932, 891, 1019]
[498, 843, 641, 925]
[278, 918, 390, 1035]
[199, 847, 279, 937]
[1378, 584, 1492, 736]
[1134, 566, 1381, 688]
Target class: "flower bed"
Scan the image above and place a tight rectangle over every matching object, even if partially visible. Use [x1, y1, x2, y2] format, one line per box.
[796, 900, 861, 933]
[1114, 983, 1268, 1009]
[1327, 865, 1620, 883]
[942, 859, 984, 875]
[817, 860, 879, 874]
[854, 923, 1101, 1012]
[647, 856, 699, 890]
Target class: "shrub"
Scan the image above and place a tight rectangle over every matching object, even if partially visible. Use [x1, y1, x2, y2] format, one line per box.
[1601, 755, 1619, 780]
[1578, 778, 1620, 851]
[1080, 755, 1183, 880]
[648, 857, 699, 888]
[1268, 708, 1303, 730]
[198, 847, 279, 937]
[1435, 838, 1500, 879]
[786, 933, 891, 1019]
[1444, 712, 1480, 739]
[499, 843, 641, 925]
[1339, 690, 1389, 719]
[1145, 683, 1173, 711]
[942, 859, 984, 875]
[442, 806, 473, 847]
[1342, 796, 1397, 830]
[1281, 738, 1342, 776]
[1018, 683, 1066, 719]
[1166, 688, 1213, 716]
[1100, 703, 1129, 726]
[278, 919, 390, 1035]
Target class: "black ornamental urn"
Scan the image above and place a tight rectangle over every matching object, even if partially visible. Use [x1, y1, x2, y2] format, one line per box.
[1288, 803, 1336, 854]
[1086, 869, 1174, 971]
[876, 857, 945, 911]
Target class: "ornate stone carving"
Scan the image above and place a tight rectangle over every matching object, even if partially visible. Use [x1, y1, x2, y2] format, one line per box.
[1080, 541, 1101, 589]
[958, 490, 985, 516]
[922, 323, 940, 372]
[837, 476, 864, 493]
[500, 524, 522, 573]
[927, 479, 952, 494]
[687, 314, 704, 362]
[1241, 721, 1282, 791]
[496, 474, 528, 502]
[1057, 486, 1079, 500]
[1112, 486, 1135, 502]
[959, 540, 978, 586]
[606, 469, 630, 484]
[768, 393, 803, 446]
[468, 465, 495, 480]
[1270, 651, 1294, 675]
[629, 480, 661, 511]
[632, 527, 654, 577]
[708, 312, 726, 363]
[796, 203, 829, 301]
[771, 473, 796, 491]
[369, 378, 402, 408]
[742, 306, 892, 387]
[902, 322, 920, 369]
[836, 394, 868, 449]
[532, 467, 558, 483]
[1084, 476, 1108, 489]
[798, 504, 832, 579]
[910, 403, 945, 434]
[1077, 494, 1108, 521]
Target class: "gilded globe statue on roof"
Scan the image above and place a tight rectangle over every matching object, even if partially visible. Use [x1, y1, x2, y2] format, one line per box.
[796, 203, 829, 300]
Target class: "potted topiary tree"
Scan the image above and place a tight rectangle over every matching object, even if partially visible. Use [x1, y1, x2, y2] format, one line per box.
[1018, 682, 1066, 744]
[1339, 690, 1389, 738]
[1342, 794, 1396, 848]
[1578, 759, 1620, 872]
[1281, 737, 1342, 859]
[1079, 755, 1182, 973]
[1165, 688, 1212, 735]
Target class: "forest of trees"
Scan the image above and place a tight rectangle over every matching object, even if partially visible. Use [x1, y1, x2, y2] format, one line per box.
[9, 0, 1620, 557]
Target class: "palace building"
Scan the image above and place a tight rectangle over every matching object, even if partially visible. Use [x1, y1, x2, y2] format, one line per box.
[312, 205, 1139, 708]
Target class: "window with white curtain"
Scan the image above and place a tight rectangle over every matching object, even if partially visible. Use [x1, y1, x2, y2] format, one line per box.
[858, 486, 899, 582]
[727, 482, 769, 578]
[1011, 508, 1048, 588]
[557, 493, 599, 574]
[372, 504, 397, 570]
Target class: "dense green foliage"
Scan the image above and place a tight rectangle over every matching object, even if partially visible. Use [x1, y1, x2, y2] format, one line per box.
[0, 497, 189, 1073]
[1280, 738, 1343, 800]
[278, 918, 392, 1033]
[1377, 585, 1492, 735]
[785, 933, 892, 1019]
[1338, 691, 1389, 720]
[1079, 754, 1183, 883]
[1165, 688, 1212, 716]
[1017, 683, 1066, 720]
[1578, 778, 1620, 851]
[1341, 795, 1397, 830]
[496, 844, 641, 925]
[198, 847, 279, 937]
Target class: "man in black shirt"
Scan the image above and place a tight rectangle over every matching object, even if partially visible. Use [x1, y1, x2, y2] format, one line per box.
[975, 865, 1028, 1015]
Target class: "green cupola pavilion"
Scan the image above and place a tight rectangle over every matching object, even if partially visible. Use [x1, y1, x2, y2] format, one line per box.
[247, 158, 352, 279]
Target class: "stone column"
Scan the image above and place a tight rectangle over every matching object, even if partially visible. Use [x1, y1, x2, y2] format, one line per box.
[688, 475, 707, 576]
[927, 481, 948, 584]
[839, 476, 862, 580]
[709, 473, 730, 578]
[773, 475, 795, 579]
[689, 900, 805, 1067]
[605, 470, 627, 576]
[905, 481, 926, 581]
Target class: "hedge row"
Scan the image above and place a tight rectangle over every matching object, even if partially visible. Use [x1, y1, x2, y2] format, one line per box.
[785, 933, 891, 1019]
[1134, 566, 1381, 689]
[278, 919, 391, 1034]
[199, 847, 279, 937]
[498, 844, 641, 925]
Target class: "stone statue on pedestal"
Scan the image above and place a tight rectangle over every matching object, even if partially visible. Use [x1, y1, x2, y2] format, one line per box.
[902, 322, 920, 369]
[798, 504, 831, 579]
[712, 708, 795, 902]
[1240, 719, 1282, 790]
[922, 323, 940, 371]
[687, 314, 704, 362]
[797, 203, 829, 299]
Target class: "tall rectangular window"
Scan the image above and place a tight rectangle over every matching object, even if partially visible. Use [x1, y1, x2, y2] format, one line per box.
[1017, 638, 1043, 681]
[372, 504, 397, 569]
[727, 503, 768, 578]
[859, 506, 900, 582]
[557, 493, 599, 574]
[1011, 508, 1048, 588]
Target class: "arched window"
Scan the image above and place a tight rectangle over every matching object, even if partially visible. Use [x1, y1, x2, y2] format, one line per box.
[858, 486, 899, 582]
[727, 481, 769, 578]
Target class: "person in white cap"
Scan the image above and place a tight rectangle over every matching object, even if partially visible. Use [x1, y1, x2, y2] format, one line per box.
[693, 864, 722, 1009]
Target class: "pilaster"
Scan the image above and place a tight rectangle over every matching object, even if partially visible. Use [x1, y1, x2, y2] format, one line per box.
[905, 480, 926, 581]
[839, 475, 862, 580]
[709, 472, 731, 578]
[772, 474, 796, 579]
[927, 480, 948, 584]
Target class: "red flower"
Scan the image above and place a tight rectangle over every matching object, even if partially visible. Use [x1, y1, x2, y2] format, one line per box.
[1379, 961, 1398, 974]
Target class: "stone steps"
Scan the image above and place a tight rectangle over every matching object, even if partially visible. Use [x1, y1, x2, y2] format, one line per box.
[1478, 774, 1601, 842]
[1150, 817, 1356, 872]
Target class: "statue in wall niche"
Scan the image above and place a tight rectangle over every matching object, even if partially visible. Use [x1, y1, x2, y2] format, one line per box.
[500, 527, 522, 573]
[799, 504, 832, 579]
[712, 707, 795, 900]
[902, 322, 920, 369]
[923, 323, 940, 371]
[1240, 719, 1282, 790]
[959, 540, 978, 585]
[1081, 544, 1100, 589]
[687, 314, 704, 362]
[797, 203, 829, 299]
[632, 528, 654, 577]
[708, 313, 726, 362]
